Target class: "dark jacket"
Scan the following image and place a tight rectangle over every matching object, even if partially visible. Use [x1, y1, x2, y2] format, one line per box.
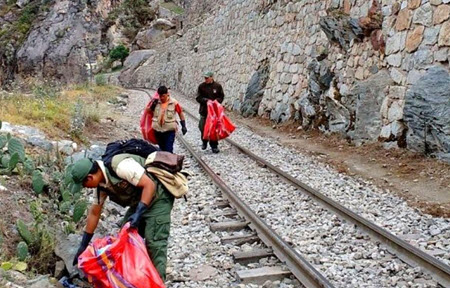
[196, 81, 225, 116]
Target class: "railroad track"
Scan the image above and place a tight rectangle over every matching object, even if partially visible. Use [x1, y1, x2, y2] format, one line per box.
[133, 88, 450, 287]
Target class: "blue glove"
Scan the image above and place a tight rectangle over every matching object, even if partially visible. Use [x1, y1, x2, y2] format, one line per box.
[180, 120, 187, 135]
[128, 201, 149, 228]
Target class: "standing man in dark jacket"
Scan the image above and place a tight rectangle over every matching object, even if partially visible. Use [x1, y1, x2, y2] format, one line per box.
[195, 71, 225, 153]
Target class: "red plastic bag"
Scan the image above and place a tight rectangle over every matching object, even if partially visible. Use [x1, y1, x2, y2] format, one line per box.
[78, 223, 165, 288]
[140, 92, 159, 144]
[203, 100, 236, 141]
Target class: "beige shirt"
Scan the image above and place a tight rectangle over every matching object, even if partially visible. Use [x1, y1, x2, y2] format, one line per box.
[92, 159, 145, 205]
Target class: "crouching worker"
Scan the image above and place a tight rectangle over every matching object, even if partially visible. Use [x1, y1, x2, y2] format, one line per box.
[71, 154, 174, 281]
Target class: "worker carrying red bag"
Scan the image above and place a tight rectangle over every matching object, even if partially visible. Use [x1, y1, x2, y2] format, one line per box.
[196, 71, 235, 153]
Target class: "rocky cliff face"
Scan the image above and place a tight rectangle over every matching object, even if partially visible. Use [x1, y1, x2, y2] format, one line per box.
[119, 0, 450, 160]
[15, 1, 107, 84]
[0, 0, 120, 85]
[0, 0, 171, 86]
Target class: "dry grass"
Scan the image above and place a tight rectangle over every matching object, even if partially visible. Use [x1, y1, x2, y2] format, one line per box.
[0, 84, 122, 139]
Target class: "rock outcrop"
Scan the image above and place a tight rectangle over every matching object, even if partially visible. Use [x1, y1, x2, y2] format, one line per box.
[16, 1, 106, 84]
[0, 0, 164, 86]
[134, 18, 177, 50]
[0, 0, 120, 85]
[404, 66, 450, 160]
[352, 70, 393, 141]
[240, 59, 270, 117]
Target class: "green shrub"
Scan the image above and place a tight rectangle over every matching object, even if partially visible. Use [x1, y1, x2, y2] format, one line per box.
[109, 45, 129, 66]
[84, 107, 100, 127]
[18, 201, 56, 274]
[104, 0, 156, 39]
[95, 74, 107, 86]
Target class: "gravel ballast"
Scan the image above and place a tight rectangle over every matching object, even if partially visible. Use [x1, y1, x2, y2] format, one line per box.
[128, 89, 449, 287]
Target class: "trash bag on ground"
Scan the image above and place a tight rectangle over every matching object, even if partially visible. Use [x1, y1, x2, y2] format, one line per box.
[141, 92, 159, 144]
[78, 223, 165, 288]
[203, 100, 236, 142]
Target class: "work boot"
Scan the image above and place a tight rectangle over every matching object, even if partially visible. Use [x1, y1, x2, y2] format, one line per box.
[212, 147, 220, 154]
[201, 141, 207, 150]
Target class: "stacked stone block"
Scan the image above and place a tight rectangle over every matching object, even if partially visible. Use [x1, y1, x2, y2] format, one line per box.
[120, 0, 450, 159]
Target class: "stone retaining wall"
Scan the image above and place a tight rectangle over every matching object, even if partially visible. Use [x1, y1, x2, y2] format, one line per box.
[120, 0, 450, 159]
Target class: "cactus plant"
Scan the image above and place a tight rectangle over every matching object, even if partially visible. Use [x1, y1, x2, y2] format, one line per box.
[0, 134, 7, 149]
[64, 164, 74, 186]
[23, 158, 35, 175]
[59, 201, 71, 214]
[8, 152, 19, 171]
[32, 170, 45, 194]
[1, 154, 9, 168]
[8, 138, 25, 161]
[16, 219, 33, 245]
[16, 241, 28, 261]
[73, 200, 88, 223]
[61, 190, 71, 202]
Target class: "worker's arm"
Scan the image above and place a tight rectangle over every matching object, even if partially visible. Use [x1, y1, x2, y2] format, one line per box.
[73, 203, 103, 266]
[115, 158, 156, 227]
[135, 173, 156, 205]
[195, 86, 208, 104]
[217, 85, 225, 104]
[179, 111, 186, 121]
[176, 103, 188, 135]
[126, 174, 156, 228]
[84, 203, 103, 234]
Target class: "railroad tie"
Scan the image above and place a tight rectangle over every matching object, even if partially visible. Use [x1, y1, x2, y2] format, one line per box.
[236, 266, 292, 285]
[211, 208, 238, 218]
[233, 248, 274, 265]
[210, 220, 249, 232]
[215, 200, 231, 209]
[220, 233, 259, 245]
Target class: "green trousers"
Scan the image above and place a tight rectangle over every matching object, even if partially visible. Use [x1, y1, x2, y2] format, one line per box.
[123, 189, 174, 281]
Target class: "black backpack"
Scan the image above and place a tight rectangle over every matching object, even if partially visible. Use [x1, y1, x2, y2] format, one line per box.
[102, 139, 160, 176]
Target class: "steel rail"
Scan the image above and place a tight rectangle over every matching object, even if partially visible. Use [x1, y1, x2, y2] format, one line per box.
[133, 87, 450, 286]
[176, 134, 334, 288]
[133, 88, 333, 287]
[180, 109, 450, 287]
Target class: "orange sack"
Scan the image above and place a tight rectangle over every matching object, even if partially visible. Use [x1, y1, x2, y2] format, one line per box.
[203, 100, 236, 142]
[78, 223, 165, 288]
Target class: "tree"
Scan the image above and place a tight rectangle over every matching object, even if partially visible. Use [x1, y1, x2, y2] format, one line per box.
[109, 45, 130, 67]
